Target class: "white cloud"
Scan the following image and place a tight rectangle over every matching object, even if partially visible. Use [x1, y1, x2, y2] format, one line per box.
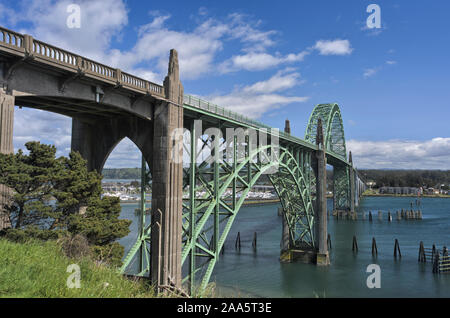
[220, 38, 354, 73]
[347, 138, 450, 169]
[363, 61, 396, 78]
[206, 70, 309, 118]
[363, 68, 378, 78]
[103, 138, 141, 168]
[15, 0, 128, 62]
[219, 51, 309, 73]
[242, 69, 304, 94]
[13, 107, 72, 158]
[313, 39, 353, 56]
[106, 12, 287, 79]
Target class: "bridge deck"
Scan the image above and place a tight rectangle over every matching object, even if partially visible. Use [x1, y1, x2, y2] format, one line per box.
[183, 95, 348, 166]
[0, 26, 165, 98]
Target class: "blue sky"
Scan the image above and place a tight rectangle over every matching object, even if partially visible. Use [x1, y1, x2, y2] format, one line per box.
[1, 0, 449, 169]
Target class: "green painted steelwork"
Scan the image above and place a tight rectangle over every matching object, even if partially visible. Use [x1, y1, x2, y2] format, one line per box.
[305, 103, 352, 211]
[119, 156, 152, 276]
[180, 135, 315, 292]
[119, 94, 366, 294]
[305, 103, 347, 160]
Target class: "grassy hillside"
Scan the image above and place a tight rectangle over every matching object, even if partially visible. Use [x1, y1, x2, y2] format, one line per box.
[0, 239, 157, 298]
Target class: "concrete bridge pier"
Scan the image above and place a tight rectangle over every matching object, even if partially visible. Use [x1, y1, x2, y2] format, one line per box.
[349, 152, 356, 212]
[314, 118, 330, 265]
[280, 120, 292, 252]
[71, 50, 185, 291]
[280, 119, 329, 265]
[150, 49, 184, 291]
[0, 88, 13, 230]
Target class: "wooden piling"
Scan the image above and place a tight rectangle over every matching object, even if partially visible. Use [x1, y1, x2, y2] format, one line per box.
[278, 207, 283, 216]
[352, 235, 358, 252]
[372, 237, 378, 256]
[378, 211, 382, 221]
[252, 232, 257, 251]
[394, 239, 401, 258]
[327, 234, 332, 250]
[388, 211, 392, 222]
[418, 241, 425, 262]
[433, 253, 440, 274]
[369, 211, 373, 222]
[396, 210, 401, 221]
[235, 232, 241, 250]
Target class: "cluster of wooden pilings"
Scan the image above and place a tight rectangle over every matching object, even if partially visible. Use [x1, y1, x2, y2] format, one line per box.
[350, 235, 397, 258]
[233, 231, 258, 252]
[330, 209, 422, 221]
[418, 242, 449, 274]
[347, 237, 449, 274]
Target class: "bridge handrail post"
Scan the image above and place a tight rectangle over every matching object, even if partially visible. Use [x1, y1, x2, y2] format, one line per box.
[115, 68, 122, 87]
[23, 34, 33, 55]
[76, 56, 85, 73]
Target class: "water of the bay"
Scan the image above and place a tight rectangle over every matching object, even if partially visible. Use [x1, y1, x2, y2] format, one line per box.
[118, 197, 450, 298]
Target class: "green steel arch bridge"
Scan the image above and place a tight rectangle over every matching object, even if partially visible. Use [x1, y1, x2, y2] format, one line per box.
[121, 95, 366, 294]
[0, 26, 366, 295]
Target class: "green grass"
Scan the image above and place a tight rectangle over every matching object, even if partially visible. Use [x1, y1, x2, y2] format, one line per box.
[0, 239, 157, 298]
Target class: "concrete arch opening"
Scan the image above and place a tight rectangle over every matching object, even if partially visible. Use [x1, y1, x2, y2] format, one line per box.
[102, 137, 151, 276]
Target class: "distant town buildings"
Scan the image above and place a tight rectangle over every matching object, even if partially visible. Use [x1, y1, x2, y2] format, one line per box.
[378, 186, 449, 195]
[379, 187, 420, 195]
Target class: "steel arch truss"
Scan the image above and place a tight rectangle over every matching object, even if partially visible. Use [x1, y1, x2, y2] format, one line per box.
[333, 164, 351, 210]
[305, 103, 347, 160]
[181, 127, 315, 294]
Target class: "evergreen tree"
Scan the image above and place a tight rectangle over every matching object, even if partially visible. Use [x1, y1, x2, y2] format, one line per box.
[0, 142, 58, 229]
[0, 141, 131, 266]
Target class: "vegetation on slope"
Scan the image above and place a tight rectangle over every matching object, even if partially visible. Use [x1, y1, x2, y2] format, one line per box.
[0, 141, 131, 265]
[0, 239, 156, 298]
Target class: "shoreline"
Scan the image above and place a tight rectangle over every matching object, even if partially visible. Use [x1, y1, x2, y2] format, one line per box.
[363, 193, 450, 198]
[119, 194, 450, 204]
[120, 198, 281, 205]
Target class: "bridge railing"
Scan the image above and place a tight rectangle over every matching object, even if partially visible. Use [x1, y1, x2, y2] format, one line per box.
[0, 26, 165, 97]
[0, 27, 24, 53]
[184, 94, 323, 149]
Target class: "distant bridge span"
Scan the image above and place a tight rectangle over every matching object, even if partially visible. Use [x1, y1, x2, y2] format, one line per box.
[0, 26, 366, 294]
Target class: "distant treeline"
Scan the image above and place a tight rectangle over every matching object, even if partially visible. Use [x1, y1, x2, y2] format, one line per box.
[102, 168, 141, 179]
[358, 170, 450, 189]
[102, 168, 450, 190]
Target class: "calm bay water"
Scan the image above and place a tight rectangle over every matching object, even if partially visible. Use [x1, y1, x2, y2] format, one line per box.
[118, 197, 450, 297]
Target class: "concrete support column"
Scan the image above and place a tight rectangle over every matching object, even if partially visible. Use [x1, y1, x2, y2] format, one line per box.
[0, 89, 14, 230]
[349, 152, 355, 212]
[150, 49, 184, 290]
[280, 120, 291, 252]
[280, 211, 290, 251]
[314, 118, 329, 265]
